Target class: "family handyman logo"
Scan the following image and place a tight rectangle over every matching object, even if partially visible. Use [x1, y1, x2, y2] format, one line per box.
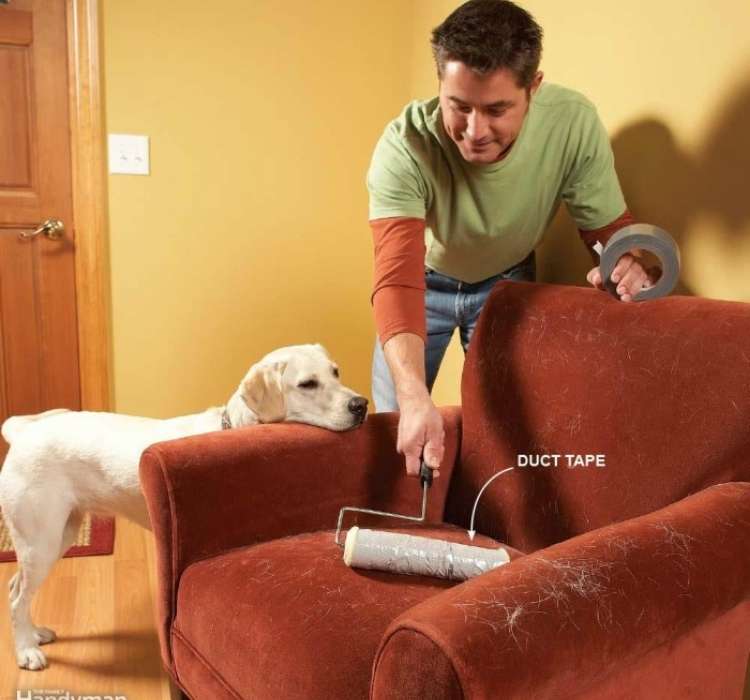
[17, 691, 127, 700]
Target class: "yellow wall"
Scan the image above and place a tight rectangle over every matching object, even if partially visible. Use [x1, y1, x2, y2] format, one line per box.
[103, 1, 750, 415]
[103, 0, 413, 415]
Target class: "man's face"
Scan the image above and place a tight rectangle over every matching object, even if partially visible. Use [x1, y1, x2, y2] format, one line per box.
[439, 61, 543, 164]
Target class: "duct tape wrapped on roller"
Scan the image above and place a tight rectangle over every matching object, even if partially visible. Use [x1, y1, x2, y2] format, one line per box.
[343, 527, 510, 581]
[336, 461, 510, 581]
[595, 224, 681, 301]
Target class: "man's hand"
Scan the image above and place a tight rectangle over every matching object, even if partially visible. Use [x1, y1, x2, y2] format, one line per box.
[381, 332, 444, 478]
[587, 248, 659, 302]
[397, 389, 445, 479]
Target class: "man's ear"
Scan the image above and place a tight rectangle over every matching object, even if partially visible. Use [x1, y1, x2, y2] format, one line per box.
[241, 361, 288, 423]
[530, 70, 544, 96]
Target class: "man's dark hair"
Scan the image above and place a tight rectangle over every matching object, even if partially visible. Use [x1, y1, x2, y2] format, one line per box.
[431, 0, 543, 88]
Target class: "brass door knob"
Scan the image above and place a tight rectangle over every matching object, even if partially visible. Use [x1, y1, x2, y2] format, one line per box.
[19, 219, 65, 241]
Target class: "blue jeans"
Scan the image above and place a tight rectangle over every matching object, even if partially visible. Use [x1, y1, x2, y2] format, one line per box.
[371, 253, 536, 412]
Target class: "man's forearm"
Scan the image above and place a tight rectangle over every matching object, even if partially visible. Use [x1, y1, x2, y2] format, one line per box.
[579, 209, 635, 263]
[382, 332, 430, 405]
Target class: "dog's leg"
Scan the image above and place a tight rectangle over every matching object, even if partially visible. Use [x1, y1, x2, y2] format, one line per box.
[19, 509, 86, 649]
[58, 509, 83, 558]
[8, 571, 20, 598]
[7, 501, 70, 670]
[14, 510, 86, 652]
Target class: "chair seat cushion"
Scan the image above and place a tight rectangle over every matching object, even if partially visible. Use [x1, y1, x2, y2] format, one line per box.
[172, 525, 524, 699]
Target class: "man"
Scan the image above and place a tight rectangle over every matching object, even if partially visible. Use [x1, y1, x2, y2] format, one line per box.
[367, 0, 653, 479]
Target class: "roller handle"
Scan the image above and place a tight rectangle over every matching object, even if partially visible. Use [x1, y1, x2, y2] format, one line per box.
[420, 460, 433, 488]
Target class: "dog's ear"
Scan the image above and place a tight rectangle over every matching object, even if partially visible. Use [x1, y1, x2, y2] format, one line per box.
[225, 389, 256, 428]
[241, 361, 288, 424]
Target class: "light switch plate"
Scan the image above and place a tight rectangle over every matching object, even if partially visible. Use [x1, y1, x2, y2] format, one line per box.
[108, 134, 150, 175]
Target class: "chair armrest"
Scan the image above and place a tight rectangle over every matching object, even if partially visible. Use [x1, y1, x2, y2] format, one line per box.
[139, 407, 461, 670]
[371, 481, 750, 700]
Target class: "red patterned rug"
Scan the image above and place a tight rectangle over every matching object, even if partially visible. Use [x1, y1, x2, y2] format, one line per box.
[0, 513, 115, 563]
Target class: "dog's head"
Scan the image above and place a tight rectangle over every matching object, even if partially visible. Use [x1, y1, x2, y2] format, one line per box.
[225, 344, 368, 431]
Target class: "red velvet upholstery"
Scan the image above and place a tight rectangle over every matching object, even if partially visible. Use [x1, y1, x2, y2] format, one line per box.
[140, 282, 750, 699]
[376, 482, 750, 699]
[448, 281, 750, 551]
[139, 408, 465, 678]
[174, 526, 522, 699]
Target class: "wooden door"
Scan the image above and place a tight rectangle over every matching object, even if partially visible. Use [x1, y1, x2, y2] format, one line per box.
[0, 0, 80, 459]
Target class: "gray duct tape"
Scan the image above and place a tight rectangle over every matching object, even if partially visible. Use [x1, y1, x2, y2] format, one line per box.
[343, 527, 509, 581]
[598, 224, 681, 301]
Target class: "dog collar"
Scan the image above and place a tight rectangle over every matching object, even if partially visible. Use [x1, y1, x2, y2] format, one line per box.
[221, 409, 232, 430]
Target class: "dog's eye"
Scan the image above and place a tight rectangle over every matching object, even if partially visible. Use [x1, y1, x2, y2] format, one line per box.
[298, 379, 319, 389]
[332, 367, 339, 378]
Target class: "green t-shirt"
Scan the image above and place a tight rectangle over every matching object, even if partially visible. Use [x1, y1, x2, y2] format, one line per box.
[367, 82, 626, 283]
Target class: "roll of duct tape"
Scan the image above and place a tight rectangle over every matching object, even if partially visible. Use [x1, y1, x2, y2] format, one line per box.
[597, 224, 681, 301]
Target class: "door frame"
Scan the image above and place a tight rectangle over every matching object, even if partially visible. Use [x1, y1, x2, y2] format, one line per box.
[66, 0, 111, 411]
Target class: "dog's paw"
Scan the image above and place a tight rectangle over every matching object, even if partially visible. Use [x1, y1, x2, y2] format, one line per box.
[16, 645, 47, 670]
[34, 626, 57, 644]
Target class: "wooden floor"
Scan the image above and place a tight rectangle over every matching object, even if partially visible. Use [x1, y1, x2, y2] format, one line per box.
[0, 517, 178, 699]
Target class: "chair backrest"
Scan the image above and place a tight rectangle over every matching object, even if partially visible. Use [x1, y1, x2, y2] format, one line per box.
[445, 280, 750, 552]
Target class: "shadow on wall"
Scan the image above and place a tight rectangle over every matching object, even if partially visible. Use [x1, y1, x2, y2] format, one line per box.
[537, 79, 750, 299]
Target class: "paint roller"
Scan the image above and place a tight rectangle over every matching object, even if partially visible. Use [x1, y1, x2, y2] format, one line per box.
[335, 461, 509, 581]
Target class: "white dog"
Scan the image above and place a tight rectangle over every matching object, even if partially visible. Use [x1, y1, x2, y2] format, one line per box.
[0, 343, 368, 670]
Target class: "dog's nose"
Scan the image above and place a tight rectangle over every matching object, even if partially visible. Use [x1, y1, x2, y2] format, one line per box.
[348, 396, 369, 418]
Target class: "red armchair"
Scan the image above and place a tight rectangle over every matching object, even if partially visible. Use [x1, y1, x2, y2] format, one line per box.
[140, 281, 750, 699]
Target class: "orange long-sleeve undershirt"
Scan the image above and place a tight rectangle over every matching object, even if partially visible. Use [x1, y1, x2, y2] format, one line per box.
[370, 209, 635, 346]
[370, 217, 428, 346]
